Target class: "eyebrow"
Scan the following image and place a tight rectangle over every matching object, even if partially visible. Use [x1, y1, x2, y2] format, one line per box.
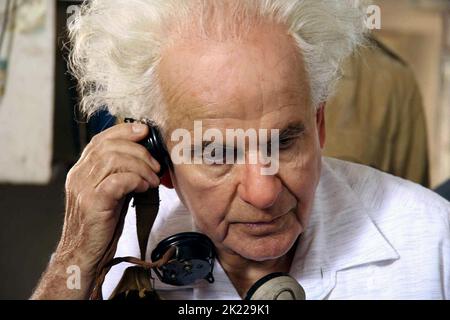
[263, 122, 306, 147]
[191, 122, 306, 144]
[189, 122, 307, 149]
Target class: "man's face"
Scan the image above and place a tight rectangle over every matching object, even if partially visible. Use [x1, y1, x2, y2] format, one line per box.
[159, 24, 325, 261]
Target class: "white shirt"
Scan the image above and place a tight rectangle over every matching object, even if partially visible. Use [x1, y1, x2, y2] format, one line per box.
[103, 157, 450, 300]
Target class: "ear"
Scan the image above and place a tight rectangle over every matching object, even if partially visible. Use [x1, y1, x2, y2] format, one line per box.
[160, 170, 174, 189]
[316, 102, 326, 149]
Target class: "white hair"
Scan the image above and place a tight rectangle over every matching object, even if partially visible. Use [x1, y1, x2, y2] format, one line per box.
[69, 0, 366, 127]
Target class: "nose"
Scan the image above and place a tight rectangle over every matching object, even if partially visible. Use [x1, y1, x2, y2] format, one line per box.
[237, 163, 282, 210]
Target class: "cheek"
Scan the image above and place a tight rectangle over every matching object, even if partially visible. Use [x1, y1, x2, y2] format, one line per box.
[170, 164, 234, 240]
[279, 142, 322, 226]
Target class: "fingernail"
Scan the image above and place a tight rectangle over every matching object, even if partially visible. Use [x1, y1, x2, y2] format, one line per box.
[132, 123, 146, 133]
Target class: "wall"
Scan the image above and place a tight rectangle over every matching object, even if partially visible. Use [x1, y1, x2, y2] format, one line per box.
[0, 0, 55, 184]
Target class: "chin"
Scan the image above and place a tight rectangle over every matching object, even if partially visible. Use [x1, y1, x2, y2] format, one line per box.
[230, 233, 298, 262]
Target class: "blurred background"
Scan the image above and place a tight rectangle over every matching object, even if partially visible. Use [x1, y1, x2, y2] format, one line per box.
[0, 0, 449, 299]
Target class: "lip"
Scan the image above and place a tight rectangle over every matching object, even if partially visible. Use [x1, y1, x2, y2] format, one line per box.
[243, 215, 284, 225]
[238, 214, 288, 236]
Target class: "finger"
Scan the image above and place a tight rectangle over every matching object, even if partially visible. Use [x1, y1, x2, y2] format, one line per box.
[85, 151, 160, 188]
[91, 123, 149, 146]
[92, 139, 161, 173]
[78, 123, 152, 165]
[95, 172, 153, 203]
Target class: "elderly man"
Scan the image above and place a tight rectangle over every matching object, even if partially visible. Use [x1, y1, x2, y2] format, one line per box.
[32, 0, 449, 300]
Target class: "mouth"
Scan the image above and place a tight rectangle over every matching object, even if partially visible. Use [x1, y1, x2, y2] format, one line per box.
[243, 215, 284, 226]
[237, 213, 291, 236]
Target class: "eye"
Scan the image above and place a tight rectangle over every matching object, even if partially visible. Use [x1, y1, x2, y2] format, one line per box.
[263, 138, 292, 157]
[203, 146, 231, 165]
[279, 138, 295, 148]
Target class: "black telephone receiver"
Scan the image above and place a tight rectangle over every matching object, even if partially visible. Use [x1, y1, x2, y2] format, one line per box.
[124, 118, 171, 176]
[123, 118, 216, 287]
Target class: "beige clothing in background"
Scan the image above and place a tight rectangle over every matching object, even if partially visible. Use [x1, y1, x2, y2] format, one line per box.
[324, 39, 430, 187]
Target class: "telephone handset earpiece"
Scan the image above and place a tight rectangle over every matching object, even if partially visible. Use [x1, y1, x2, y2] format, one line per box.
[124, 118, 171, 176]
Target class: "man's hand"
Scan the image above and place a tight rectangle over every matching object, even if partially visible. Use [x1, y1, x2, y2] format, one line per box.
[32, 123, 161, 300]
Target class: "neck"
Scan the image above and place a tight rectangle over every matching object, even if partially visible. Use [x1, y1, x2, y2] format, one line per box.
[217, 243, 297, 298]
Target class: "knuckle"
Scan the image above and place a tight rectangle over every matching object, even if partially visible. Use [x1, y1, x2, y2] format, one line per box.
[140, 147, 153, 163]
[87, 148, 100, 163]
[102, 175, 122, 193]
[96, 138, 110, 151]
[90, 134, 101, 145]
[144, 164, 155, 177]
[135, 142, 147, 154]
[86, 140, 107, 161]
[105, 152, 120, 169]
[134, 145, 153, 165]
[79, 145, 90, 159]
[76, 191, 92, 212]
[65, 167, 75, 183]
[109, 175, 121, 187]
[131, 173, 141, 185]
[65, 166, 79, 190]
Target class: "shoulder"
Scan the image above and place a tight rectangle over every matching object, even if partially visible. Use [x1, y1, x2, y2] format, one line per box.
[369, 37, 407, 67]
[358, 39, 411, 78]
[355, 39, 419, 98]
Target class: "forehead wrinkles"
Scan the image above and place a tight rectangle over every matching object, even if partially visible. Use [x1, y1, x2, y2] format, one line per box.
[158, 24, 311, 131]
